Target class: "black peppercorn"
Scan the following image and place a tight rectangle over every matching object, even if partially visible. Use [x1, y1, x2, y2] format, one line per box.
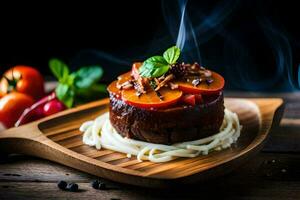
[91, 180, 100, 189]
[57, 181, 67, 190]
[98, 182, 107, 190]
[66, 183, 79, 192]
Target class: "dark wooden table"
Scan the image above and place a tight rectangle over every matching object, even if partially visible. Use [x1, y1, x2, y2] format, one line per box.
[0, 90, 300, 200]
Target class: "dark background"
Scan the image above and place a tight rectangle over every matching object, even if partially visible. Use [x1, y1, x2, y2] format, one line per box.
[0, 0, 299, 91]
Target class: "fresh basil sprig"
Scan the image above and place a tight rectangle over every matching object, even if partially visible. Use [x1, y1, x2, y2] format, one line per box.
[49, 59, 106, 108]
[139, 46, 180, 78]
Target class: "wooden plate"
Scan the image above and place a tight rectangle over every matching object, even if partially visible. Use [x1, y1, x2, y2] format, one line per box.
[0, 98, 284, 188]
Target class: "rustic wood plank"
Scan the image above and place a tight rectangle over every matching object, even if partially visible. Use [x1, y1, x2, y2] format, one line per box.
[0, 155, 94, 183]
[0, 182, 148, 200]
[2, 152, 299, 183]
[0, 153, 299, 199]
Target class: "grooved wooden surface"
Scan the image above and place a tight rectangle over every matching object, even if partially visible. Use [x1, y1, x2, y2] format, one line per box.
[0, 91, 299, 199]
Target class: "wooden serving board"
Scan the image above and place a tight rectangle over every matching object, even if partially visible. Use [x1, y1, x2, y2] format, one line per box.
[0, 98, 284, 188]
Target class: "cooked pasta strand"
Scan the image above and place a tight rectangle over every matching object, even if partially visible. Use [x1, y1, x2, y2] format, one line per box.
[81, 109, 242, 163]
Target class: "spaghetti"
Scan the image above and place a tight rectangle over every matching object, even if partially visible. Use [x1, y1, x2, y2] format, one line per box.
[80, 109, 242, 163]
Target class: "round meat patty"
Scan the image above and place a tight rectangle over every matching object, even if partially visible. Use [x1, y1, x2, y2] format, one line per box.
[109, 92, 225, 144]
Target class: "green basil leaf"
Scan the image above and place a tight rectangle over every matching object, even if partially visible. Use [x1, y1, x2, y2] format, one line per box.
[163, 46, 180, 64]
[66, 74, 76, 86]
[139, 56, 169, 78]
[74, 66, 103, 89]
[152, 65, 170, 77]
[55, 84, 69, 99]
[49, 59, 70, 82]
[55, 84, 74, 108]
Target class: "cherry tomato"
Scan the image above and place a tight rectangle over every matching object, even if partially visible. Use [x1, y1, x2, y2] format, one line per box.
[0, 66, 45, 100]
[43, 99, 66, 116]
[0, 92, 34, 128]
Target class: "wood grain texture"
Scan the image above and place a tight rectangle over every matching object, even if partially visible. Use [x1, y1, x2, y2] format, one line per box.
[0, 98, 284, 188]
[0, 153, 299, 200]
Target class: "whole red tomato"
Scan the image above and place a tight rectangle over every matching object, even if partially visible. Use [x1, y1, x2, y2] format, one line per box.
[0, 92, 34, 128]
[0, 66, 45, 100]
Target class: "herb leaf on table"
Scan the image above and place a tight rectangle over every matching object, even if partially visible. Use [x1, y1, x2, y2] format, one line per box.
[49, 59, 106, 108]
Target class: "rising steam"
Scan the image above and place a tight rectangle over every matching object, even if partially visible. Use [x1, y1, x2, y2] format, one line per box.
[71, 0, 299, 91]
[175, 0, 187, 50]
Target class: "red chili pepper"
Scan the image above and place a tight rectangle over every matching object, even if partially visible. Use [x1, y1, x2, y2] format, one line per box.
[43, 98, 66, 116]
[15, 92, 59, 127]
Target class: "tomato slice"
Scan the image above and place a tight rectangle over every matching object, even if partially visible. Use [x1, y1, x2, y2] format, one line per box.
[181, 94, 203, 106]
[176, 71, 225, 94]
[122, 87, 182, 109]
[108, 63, 142, 99]
[107, 80, 121, 98]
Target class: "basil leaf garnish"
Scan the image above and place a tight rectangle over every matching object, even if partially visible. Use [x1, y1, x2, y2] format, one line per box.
[163, 46, 180, 65]
[139, 56, 169, 78]
[139, 46, 181, 78]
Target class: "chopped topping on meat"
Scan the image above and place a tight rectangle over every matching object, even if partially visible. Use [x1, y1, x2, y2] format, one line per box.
[154, 78, 160, 86]
[133, 80, 146, 95]
[154, 74, 174, 91]
[169, 63, 186, 78]
[203, 70, 212, 78]
[191, 62, 201, 70]
[169, 82, 179, 90]
[206, 78, 214, 85]
[192, 78, 202, 87]
[117, 80, 133, 90]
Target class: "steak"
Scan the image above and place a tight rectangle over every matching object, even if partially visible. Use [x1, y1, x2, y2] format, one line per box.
[109, 93, 225, 144]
